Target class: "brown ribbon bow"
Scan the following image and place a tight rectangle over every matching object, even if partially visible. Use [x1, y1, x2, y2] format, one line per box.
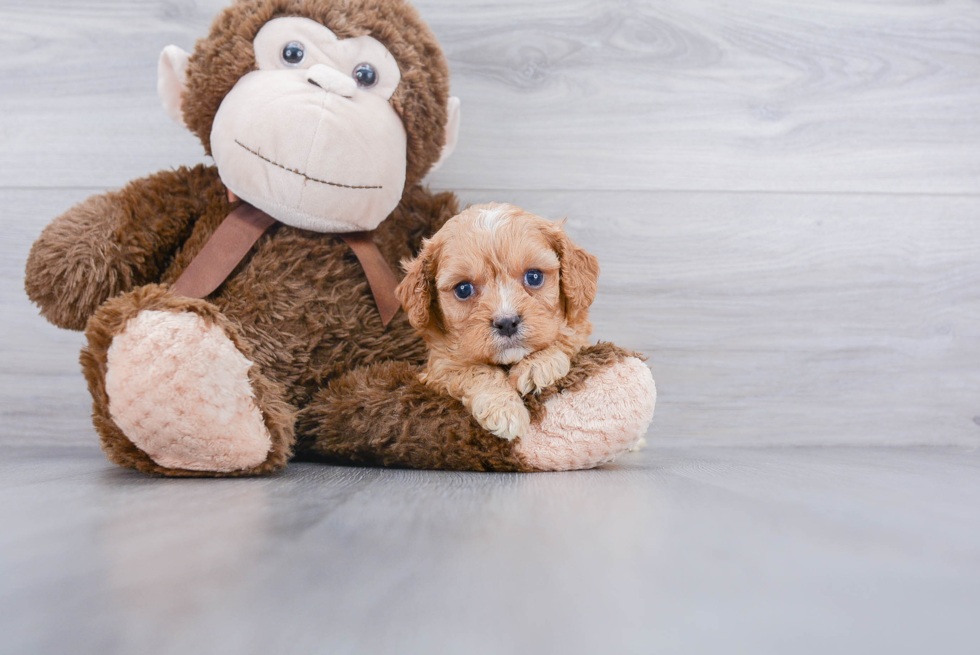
[171, 198, 402, 327]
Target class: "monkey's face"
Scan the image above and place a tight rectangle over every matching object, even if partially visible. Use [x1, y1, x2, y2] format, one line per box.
[209, 17, 408, 233]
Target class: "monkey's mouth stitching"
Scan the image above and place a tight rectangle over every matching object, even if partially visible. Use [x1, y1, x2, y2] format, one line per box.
[235, 140, 382, 190]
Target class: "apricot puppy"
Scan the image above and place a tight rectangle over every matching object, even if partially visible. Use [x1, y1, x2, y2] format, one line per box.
[395, 203, 600, 440]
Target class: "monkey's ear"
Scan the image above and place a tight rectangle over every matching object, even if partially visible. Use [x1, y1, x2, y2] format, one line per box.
[157, 45, 191, 128]
[395, 242, 435, 330]
[426, 97, 461, 175]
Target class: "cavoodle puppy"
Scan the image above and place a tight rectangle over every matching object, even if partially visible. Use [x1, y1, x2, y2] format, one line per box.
[395, 203, 600, 440]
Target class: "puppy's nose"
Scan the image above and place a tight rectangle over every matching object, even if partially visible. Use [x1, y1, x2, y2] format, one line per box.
[492, 315, 522, 338]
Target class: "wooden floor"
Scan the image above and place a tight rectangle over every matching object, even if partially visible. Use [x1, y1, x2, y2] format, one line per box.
[3, 445, 979, 655]
[1, 1, 978, 653]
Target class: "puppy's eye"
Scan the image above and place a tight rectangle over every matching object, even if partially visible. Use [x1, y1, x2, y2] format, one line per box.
[454, 282, 475, 300]
[281, 42, 306, 67]
[353, 63, 379, 88]
[524, 269, 545, 288]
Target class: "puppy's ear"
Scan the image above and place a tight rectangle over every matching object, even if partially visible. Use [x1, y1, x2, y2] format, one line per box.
[396, 240, 435, 330]
[550, 221, 600, 319]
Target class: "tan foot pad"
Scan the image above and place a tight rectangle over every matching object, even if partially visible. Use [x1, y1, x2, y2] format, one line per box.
[516, 357, 657, 471]
[105, 310, 272, 472]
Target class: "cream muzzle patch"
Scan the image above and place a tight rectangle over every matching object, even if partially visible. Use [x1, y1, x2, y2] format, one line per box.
[209, 17, 408, 233]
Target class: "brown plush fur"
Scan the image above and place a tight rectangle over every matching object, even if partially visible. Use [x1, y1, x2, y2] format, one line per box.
[25, 166, 222, 331]
[24, 0, 640, 476]
[295, 342, 635, 471]
[49, 164, 463, 475]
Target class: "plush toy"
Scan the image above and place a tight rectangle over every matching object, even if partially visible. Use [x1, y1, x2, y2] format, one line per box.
[24, 0, 656, 477]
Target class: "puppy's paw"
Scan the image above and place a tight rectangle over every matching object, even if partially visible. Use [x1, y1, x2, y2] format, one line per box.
[509, 351, 571, 396]
[471, 393, 531, 441]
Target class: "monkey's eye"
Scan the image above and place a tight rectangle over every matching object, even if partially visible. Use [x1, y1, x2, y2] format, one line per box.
[454, 282, 475, 300]
[281, 42, 305, 67]
[524, 269, 545, 288]
[353, 63, 379, 88]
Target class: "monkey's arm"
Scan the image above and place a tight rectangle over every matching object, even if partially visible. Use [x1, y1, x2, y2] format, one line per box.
[295, 359, 527, 471]
[25, 165, 225, 331]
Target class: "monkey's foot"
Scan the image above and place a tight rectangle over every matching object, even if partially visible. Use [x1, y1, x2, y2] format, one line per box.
[515, 357, 656, 471]
[104, 310, 271, 472]
[82, 285, 295, 476]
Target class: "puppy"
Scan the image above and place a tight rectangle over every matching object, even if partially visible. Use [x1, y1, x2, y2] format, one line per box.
[395, 203, 600, 441]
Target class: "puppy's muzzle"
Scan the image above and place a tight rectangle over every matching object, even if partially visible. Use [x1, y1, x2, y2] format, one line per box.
[492, 315, 522, 338]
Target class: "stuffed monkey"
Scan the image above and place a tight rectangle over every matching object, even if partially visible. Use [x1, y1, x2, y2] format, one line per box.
[24, 0, 656, 477]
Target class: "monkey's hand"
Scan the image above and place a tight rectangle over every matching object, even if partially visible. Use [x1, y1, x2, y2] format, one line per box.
[509, 347, 572, 397]
[25, 165, 223, 331]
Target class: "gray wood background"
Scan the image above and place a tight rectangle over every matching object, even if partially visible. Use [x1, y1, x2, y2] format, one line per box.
[2, 0, 978, 446]
[2, 3, 980, 653]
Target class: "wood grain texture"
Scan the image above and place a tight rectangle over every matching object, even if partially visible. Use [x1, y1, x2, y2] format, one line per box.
[1, 445, 979, 655]
[5, 188, 979, 447]
[1, 0, 978, 192]
[3, 2, 980, 652]
[459, 189, 980, 446]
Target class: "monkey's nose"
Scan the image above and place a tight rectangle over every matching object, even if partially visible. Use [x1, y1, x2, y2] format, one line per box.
[306, 64, 357, 99]
[492, 315, 522, 338]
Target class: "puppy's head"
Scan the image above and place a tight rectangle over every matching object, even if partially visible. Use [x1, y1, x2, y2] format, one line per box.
[395, 203, 600, 365]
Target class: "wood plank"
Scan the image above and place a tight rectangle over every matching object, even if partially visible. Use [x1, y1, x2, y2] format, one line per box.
[2, 445, 979, 654]
[1, 0, 978, 193]
[5, 187, 979, 447]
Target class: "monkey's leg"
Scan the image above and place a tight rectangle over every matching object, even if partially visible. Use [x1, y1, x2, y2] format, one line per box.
[515, 346, 657, 471]
[295, 343, 656, 472]
[82, 285, 295, 477]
